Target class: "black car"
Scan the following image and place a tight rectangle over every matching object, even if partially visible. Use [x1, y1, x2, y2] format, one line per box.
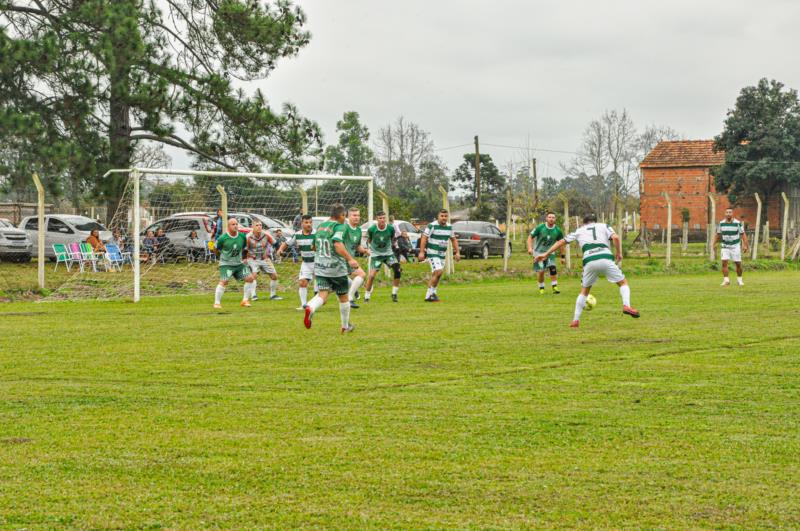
[453, 221, 510, 259]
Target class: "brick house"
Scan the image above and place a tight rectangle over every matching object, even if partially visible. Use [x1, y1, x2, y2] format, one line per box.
[639, 140, 784, 233]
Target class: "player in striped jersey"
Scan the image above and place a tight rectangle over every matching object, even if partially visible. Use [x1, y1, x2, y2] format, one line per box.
[536, 213, 639, 327]
[418, 209, 461, 302]
[277, 214, 315, 310]
[713, 208, 749, 286]
[246, 221, 282, 301]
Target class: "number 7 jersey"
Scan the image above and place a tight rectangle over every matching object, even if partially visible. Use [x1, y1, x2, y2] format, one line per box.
[314, 219, 348, 277]
[565, 223, 617, 265]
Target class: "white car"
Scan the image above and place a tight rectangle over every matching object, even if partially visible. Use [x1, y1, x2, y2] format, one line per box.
[20, 214, 112, 259]
[0, 218, 33, 262]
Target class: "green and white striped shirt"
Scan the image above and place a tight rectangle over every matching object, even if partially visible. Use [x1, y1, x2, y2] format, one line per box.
[423, 221, 453, 258]
[565, 223, 616, 266]
[286, 231, 315, 263]
[717, 218, 744, 249]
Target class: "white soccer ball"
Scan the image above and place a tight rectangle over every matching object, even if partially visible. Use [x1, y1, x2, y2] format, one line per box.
[585, 294, 597, 311]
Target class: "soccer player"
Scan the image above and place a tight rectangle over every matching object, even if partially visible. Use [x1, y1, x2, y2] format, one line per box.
[713, 207, 749, 286]
[418, 209, 461, 302]
[364, 211, 402, 303]
[303, 204, 360, 333]
[278, 214, 315, 310]
[528, 212, 565, 294]
[213, 217, 256, 309]
[245, 221, 282, 301]
[536, 213, 639, 327]
[342, 207, 369, 308]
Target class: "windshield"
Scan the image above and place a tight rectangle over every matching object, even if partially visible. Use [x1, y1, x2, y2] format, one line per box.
[69, 217, 107, 232]
[0, 220, 11, 228]
[453, 221, 472, 231]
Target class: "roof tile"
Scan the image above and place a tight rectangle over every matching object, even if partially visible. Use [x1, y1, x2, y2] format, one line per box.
[640, 140, 725, 168]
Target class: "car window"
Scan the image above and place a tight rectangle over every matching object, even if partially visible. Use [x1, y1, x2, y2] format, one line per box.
[401, 222, 417, 233]
[237, 216, 252, 228]
[453, 222, 469, 231]
[170, 219, 200, 232]
[24, 218, 37, 230]
[48, 218, 73, 233]
[71, 218, 106, 231]
[489, 225, 501, 236]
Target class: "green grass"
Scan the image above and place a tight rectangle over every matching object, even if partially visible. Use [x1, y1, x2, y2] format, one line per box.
[2, 271, 800, 527]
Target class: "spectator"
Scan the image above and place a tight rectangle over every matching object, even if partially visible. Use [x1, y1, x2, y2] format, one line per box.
[155, 228, 170, 260]
[395, 229, 412, 263]
[185, 230, 204, 262]
[292, 212, 303, 232]
[142, 229, 157, 262]
[110, 228, 128, 252]
[213, 208, 224, 241]
[86, 229, 107, 254]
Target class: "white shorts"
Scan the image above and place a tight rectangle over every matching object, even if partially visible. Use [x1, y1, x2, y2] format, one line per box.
[581, 258, 625, 288]
[428, 256, 445, 272]
[299, 261, 314, 280]
[248, 258, 276, 275]
[721, 247, 742, 262]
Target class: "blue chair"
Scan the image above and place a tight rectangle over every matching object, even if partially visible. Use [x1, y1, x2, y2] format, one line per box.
[104, 243, 126, 271]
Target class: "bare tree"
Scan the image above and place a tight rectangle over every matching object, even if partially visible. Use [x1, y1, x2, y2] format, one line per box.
[132, 143, 173, 170]
[374, 116, 435, 196]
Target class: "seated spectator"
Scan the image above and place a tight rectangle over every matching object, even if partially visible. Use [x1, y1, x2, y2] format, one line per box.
[185, 230, 204, 262]
[142, 230, 157, 262]
[395, 230, 412, 263]
[272, 228, 293, 263]
[110, 228, 128, 251]
[154, 228, 171, 260]
[86, 229, 107, 254]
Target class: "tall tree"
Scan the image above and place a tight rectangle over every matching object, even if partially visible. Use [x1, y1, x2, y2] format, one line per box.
[452, 153, 506, 219]
[324, 111, 373, 176]
[0, 0, 318, 216]
[713, 78, 800, 217]
[374, 116, 434, 197]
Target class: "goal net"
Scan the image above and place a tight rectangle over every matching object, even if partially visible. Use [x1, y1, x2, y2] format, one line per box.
[45, 169, 373, 301]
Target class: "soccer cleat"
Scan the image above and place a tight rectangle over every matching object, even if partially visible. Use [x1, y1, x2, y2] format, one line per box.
[552, 286, 560, 294]
[303, 306, 313, 329]
[622, 306, 640, 318]
[350, 300, 360, 309]
[354, 290, 360, 300]
[269, 295, 283, 301]
[240, 300, 251, 308]
[424, 297, 432, 302]
[213, 303, 222, 309]
[295, 306, 306, 311]
[737, 278, 744, 286]
[251, 294, 259, 301]
[392, 294, 398, 303]
[341, 324, 356, 334]
[429, 294, 441, 302]
[721, 279, 730, 286]
[570, 320, 580, 328]
[539, 288, 545, 295]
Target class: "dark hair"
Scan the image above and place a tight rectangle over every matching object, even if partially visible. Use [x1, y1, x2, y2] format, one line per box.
[583, 213, 598, 223]
[301, 214, 313, 221]
[376, 210, 386, 217]
[331, 203, 346, 218]
[546, 211, 555, 216]
[439, 209, 449, 215]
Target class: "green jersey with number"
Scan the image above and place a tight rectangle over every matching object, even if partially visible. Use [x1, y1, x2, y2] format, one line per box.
[343, 222, 363, 256]
[367, 222, 396, 256]
[530, 223, 564, 254]
[314, 220, 348, 277]
[216, 231, 247, 266]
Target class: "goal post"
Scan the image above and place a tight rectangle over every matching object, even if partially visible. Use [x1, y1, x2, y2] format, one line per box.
[47, 168, 374, 302]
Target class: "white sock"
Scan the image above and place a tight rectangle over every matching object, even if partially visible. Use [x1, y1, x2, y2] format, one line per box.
[214, 284, 225, 305]
[723, 276, 730, 283]
[299, 287, 308, 306]
[252, 279, 258, 297]
[270, 279, 277, 296]
[538, 282, 545, 289]
[620, 285, 631, 307]
[432, 286, 438, 294]
[349, 275, 364, 301]
[339, 301, 350, 328]
[307, 295, 324, 314]
[243, 281, 254, 301]
[574, 294, 587, 321]
[392, 286, 399, 295]
[364, 289, 372, 301]
[551, 280, 558, 286]
[737, 275, 744, 284]
[425, 287, 433, 298]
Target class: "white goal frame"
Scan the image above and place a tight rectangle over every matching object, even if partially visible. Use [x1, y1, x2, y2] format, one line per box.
[104, 168, 374, 302]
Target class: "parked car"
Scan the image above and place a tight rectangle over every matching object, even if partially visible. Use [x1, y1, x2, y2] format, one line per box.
[142, 215, 214, 259]
[0, 218, 33, 262]
[21, 214, 112, 259]
[453, 221, 510, 259]
[250, 213, 295, 239]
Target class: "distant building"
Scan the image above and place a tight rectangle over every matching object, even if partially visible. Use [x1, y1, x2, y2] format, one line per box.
[639, 140, 786, 233]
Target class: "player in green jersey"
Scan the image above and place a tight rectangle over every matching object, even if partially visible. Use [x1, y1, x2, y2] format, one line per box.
[343, 207, 369, 309]
[213, 217, 256, 309]
[418, 209, 461, 302]
[303, 204, 360, 334]
[528, 212, 565, 294]
[364, 211, 402, 303]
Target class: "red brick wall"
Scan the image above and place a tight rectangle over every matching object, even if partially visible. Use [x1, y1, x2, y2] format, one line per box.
[640, 166, 783, 230]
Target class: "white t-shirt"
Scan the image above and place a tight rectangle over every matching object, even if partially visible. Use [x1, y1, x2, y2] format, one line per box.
[565, 223, 617, 265]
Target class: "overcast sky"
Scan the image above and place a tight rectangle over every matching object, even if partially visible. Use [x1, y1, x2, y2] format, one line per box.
[179, 0, 800, 178]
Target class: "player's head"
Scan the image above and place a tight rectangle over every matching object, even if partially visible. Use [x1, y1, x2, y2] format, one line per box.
[301, 214, 313, 232]
[376, 210, 387, 227]
[582, 213, 597, 225]
[725, 208, 733, 220]
[227, 217, 238, 233]
[216, 208, 223, 217]
[330, 203, 346, 222]
[275, 228, 282, 236]
[437, 209, 449, 224]
[348, 207, 361, 225]
[252, 220, 262, 234]
[546, 212, 556, 225]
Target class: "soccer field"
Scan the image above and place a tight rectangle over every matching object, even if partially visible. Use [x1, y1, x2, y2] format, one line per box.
[2, 271, 799, 527]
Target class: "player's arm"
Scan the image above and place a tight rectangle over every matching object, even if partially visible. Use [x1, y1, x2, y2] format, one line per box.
[527, 233, 535, 255]
[610, 232, 623, 263]
[450, 235, 461, 261]
[418, 233, 428, 260]
[535, 239, 567, 262]
[740, 226, 749, 253]
[276, 238, 290, 256]
[333, 240, 359, 269]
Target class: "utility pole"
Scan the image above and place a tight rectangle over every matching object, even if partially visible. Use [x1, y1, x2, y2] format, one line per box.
[531, 157, 538, 208]
[474, 135, 481, 208]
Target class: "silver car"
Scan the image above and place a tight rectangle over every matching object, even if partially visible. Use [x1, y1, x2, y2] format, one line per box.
[0, 218, 33, 262]
[21, 215, 112, 259]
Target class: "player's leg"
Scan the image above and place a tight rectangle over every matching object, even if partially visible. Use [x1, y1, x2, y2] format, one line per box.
[391, 259, 401, 302]
[549, 262, 560, 294]
[264, 260, 282, 300]
[298, 278, 309, 309]
[336, 278, 354, 333]
[245, 260, 259, 300]
[606, 261, 639, 318]
[426, 259, 444, 301]
[304, 278, 331, 329]
[364, 257, 380, 302]
[214, 277, 229, 308]
[348, 268, 365, 307]
[241, 269, 256, 307]
[572, 285, 592, 327]
[734, 246, 744, 285]
[721, 249, 731, 285]
[537, 269, 546, 294]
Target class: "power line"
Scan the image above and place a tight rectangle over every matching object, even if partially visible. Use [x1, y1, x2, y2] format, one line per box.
[433, 143, 472, 152]
[482, 142, 579, 155]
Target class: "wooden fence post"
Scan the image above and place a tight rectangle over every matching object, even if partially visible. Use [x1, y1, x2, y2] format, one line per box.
[781, 192, 790, 260]
[752, 193, 761, 260]
[662, 191, 672, 267]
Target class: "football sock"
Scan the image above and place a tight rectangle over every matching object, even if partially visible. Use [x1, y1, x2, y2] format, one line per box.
[298, 287, 308, 306]
[349, 275, 364, 301]
[392, 286, 399, 295]
[574, 294, 587, 321]
[551, 280, 558, 286]
[307, 295, 324, 314]
[214, 284, 224, 305]
[270, 279, 278, 297]
[252, 279, 258, 297]
[620, 285, 631, 307]
[538, 282, 545, 289]
[243, 281, 254, 301]
[425, 287, 433, 298]
[339, 301, 350, 328]
[364, 289, 372, 301]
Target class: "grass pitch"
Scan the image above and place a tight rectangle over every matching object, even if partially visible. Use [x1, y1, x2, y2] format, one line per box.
[1, 271, 800, 527]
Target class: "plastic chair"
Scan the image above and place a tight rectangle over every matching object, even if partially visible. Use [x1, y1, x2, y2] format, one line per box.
[52, 244, 74, 272]
[79, 242, 100, 272]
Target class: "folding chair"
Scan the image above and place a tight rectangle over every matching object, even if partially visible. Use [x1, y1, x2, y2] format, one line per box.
[79, 242, 100, 272]
[104, 243, 125, 272]
[67, 242, 86, 272]
[52, 244, 74, 272]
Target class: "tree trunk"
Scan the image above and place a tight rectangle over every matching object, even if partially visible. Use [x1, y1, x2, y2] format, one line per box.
[106, 57, 133, 223]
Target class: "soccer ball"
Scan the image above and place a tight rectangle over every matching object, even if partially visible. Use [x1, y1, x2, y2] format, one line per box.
[585, 294, 597, 311]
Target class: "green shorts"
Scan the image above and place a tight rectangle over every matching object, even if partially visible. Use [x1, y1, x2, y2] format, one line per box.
[315, 275, 349, 296]
[533, 254, 556, 272]
[370, 254, 398, 270]
[220, 263, 250, 281]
